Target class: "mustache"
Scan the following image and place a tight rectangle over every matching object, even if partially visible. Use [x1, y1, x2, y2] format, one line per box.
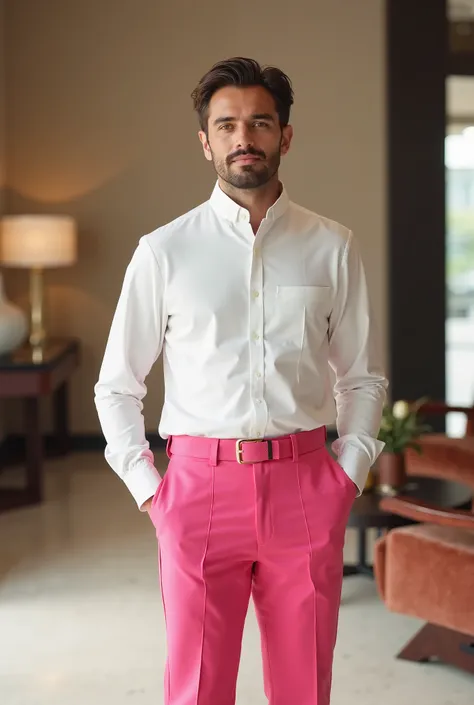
[227, 147, 266, 164]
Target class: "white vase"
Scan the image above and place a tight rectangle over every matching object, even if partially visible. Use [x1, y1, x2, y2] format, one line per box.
[0, 271, 28, 356]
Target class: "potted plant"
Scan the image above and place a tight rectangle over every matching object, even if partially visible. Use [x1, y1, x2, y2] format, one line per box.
[376, 398, 431, 495]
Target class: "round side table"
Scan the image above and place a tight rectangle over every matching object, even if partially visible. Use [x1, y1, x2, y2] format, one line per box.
[343, 475, 473, 578]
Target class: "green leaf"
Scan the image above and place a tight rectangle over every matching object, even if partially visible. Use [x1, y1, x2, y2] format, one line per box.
[407, 442, 423, 454]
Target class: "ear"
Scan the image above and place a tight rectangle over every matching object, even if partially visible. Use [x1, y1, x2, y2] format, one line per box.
[198, 130, 213, 162]
[280, 124, 293, 156]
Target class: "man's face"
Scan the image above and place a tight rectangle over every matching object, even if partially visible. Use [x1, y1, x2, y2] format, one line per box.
[199, 85, 293, 190]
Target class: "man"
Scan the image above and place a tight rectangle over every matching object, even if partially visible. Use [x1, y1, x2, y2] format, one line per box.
[95, 57, 388, 705]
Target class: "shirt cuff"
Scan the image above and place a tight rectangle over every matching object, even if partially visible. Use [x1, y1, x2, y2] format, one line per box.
[122, 459, 162, 511]
[336, 444, 372, 497]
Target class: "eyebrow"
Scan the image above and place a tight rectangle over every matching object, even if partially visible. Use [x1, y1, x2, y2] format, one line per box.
[213, 113, 275, 126]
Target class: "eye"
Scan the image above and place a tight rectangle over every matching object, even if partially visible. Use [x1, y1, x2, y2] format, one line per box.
[219, 123, 234, 131]
[254, 121, 270, 128]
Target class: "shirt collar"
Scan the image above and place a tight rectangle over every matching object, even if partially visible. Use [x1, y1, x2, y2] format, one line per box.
[209, 180, 290, 224]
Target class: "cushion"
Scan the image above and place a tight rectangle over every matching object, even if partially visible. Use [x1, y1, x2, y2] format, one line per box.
[378, 523, 474, 634]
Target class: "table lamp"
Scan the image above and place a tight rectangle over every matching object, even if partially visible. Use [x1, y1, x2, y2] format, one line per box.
[0, 215, 77, 349]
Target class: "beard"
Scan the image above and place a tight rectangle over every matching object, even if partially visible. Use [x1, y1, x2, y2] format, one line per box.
[209, 142, 282, 190]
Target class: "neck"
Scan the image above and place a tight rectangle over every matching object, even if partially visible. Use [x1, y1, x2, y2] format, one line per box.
[218, 175, 282, 232]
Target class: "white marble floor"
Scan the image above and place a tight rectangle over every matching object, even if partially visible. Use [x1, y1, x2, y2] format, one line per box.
[0, 452, 472, 705]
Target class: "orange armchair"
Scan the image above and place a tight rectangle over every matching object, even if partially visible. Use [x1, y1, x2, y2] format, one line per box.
[374, 494, 474, 674]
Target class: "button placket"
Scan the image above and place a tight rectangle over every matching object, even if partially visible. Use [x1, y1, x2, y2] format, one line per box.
[248, 239, 267, 437]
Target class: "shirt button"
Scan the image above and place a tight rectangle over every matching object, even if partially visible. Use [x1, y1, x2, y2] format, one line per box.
[252, 290, 260, 299]
[252, 332, 260, 341]
[256, 371, 262, 378]
[256, 432, 262, 437]
[254, 247, 261, 257]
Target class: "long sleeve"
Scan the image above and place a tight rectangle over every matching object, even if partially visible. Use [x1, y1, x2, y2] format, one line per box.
[328, 231, 388, 494]
[94, 236, 167, 511]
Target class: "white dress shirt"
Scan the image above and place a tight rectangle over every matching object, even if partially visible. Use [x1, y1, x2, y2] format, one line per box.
[94, 181, 388, 511]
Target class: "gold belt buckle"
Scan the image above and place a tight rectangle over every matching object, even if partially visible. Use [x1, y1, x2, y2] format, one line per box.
[236, 438, 261, 464]
[236, 438, 270, 464]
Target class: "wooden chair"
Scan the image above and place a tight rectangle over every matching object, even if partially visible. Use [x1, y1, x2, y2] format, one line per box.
[405, 402, 474, 495]
[374, 494, 474, 674]
[417, 401, 474, 436]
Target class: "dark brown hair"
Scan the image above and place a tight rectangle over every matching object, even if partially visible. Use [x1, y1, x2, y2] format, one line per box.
[191, 57, 294, 134]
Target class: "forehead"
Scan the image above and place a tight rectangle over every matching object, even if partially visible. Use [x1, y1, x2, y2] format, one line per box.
[207, 85, 277, 121]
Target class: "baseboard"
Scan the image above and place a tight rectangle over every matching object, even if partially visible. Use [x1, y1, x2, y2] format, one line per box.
[0, 427, 338, 462]
[0, 433, 167, 469]
[69, 434, 167, 451]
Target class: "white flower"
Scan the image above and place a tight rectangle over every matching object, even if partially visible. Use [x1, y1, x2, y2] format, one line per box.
[393, 400, 410, 420]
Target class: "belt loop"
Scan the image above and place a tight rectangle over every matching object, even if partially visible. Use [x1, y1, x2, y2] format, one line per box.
[209, 438, 219, 467]
[324, 425, 327, 443]
[166, 436, 173, 459]
[290, 433, 299, 462]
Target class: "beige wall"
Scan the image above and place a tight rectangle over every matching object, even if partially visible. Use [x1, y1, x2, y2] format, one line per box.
[0, 0, 6, 439]
[0, 0, 5, 212]
[0, 0, 4, 207]
[3, 0, 387, 434]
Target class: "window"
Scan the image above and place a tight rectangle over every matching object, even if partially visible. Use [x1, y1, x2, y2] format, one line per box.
[445, 126, 474, 434]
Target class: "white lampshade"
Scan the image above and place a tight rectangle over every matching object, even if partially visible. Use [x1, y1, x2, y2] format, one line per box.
[0, 215, 77, 268]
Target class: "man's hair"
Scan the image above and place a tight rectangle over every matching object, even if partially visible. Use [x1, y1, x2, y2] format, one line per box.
[191, 57, 294, 134]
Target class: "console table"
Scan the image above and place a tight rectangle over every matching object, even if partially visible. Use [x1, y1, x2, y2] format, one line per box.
[0, 338, 80, 511]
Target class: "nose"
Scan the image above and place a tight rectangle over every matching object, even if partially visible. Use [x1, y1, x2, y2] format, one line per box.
[234, 123, 254, 150]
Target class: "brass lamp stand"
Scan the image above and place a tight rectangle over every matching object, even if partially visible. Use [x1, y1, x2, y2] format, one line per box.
[29, 267, 47, 362]
[0, 215, 77, 363]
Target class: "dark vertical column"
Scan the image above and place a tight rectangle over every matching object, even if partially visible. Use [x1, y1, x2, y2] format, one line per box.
[54, 381, 71, 455]
[387, 0, 447, 406]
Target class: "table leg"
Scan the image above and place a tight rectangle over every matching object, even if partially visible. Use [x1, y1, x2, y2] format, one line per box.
[358, 526, 367, 565]
[343, 527, 374, 578]
[53, 381, 71, 455]
[24, 397, 42, 503]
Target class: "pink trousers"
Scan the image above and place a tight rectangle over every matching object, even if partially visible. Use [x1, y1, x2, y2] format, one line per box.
[149, 429, 356, 705]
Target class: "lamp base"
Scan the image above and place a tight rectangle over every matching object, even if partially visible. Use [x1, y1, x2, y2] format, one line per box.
[29, 268, 47, 351]
[29, 332, 47, 348]
[29, 342, 46, 364]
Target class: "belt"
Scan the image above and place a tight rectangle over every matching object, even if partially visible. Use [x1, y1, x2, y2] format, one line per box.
[166, 427, 327, 465]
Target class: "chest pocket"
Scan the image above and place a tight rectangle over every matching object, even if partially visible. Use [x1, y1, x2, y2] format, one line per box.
[269, 285, 331, 348]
